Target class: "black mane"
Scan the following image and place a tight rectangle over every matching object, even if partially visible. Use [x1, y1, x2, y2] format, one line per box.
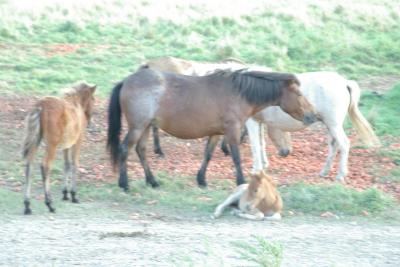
[212, 69, 299, 105]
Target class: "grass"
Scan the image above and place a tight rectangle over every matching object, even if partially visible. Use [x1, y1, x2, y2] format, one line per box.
[232, 236, 283, 267]
[2, 172, 396, 220]
[359, 85, 400, 136]
[280, 182, 395, 216]
[0, 0, 400, 96]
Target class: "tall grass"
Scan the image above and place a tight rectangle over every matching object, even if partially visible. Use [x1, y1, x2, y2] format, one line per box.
[0, 0, 399, 96]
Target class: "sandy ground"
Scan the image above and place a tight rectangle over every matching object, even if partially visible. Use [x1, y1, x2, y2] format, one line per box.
[1, 204, 400, 267]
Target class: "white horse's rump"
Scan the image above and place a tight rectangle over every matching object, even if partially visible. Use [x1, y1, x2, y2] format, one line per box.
[247, 71, 380, 181]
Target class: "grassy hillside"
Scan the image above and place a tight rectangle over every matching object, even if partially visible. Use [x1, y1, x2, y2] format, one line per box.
[0, 0, 399, 96]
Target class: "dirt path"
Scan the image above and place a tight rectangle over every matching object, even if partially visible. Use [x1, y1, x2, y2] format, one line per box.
[1, 205, 399, 267]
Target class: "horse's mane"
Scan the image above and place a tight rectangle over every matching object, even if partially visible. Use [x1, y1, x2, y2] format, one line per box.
[212, 69, 299, 105]
[63, 81, 93, 97]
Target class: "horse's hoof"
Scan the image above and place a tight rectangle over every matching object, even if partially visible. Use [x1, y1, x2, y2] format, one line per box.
[335, 176, 346, 183]
[279, 148, 290, 157]
[62, 196, 69, 201]
[319, 170, 329, 177]
[49, 208, 56, 213]
[24, 209, 32, 215]
[198, 181, 208, 188]
[72, 198, 80, 204]
[62, 190, 69, 201]
[148, 181, 160, 188]
[154, 150, 165, 158]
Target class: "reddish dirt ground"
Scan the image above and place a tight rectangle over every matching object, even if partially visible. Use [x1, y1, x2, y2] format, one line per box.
[1, 96, 399, 199]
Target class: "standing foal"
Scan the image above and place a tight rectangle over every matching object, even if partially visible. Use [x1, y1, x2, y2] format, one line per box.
[22, 82, 96, 214]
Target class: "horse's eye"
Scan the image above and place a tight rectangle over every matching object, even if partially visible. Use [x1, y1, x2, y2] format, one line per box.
[254, 189, 258, 193]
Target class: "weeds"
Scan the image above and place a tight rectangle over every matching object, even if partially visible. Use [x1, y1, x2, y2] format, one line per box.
[232, 236, 283, 267]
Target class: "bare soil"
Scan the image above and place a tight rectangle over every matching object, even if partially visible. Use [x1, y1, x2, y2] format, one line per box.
[1, 207, 399, 267]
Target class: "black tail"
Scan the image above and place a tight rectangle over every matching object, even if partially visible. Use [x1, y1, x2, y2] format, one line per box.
[107, 81, 124, 169]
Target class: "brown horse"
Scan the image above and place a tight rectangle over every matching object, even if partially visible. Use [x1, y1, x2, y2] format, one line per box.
[213, 170, 283, 220]
[22, 82, 96, 214]
[140, 56, 248, 157]
[107, 68, 318, 191]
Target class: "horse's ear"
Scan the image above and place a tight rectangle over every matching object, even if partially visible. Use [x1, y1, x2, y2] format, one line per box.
[90, 85, 97, 93]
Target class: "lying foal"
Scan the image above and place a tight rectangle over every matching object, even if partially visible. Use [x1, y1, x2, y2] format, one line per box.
[213, 171, 282, 220]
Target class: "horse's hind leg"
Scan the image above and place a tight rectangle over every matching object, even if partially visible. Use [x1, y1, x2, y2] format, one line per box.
[24, 161, 34, 215]
[62, 149, 71, 201]
[41, 145, 57, 213]
[136, 126, 159, 188]
[196, 135, 220, 187]
[118, 129, 143, 191]
[152, 125, 164, 157]
[220, 137, 230, 156]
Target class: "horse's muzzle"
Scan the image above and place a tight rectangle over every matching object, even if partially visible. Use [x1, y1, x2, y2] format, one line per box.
[279, 148, 290, 157]
[303, 112, 319, 125]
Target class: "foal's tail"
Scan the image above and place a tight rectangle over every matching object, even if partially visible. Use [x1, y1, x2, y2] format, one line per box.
[22, 107, 42, 161]
[347, 80, 380, 147]
[107, 81, 124, 169]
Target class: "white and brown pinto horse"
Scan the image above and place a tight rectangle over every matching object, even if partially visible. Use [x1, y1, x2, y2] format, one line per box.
[247, 71, 380, 182]
[213, 171, 282, 221]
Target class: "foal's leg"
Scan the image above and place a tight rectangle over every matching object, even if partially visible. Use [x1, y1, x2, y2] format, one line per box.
[41, 144, 57, 213]
[196, 135, 220, 187]
[213, 184, 247, 218]
[23, 154, 36, 215]
[62, 149, 71, 201]
[245, 118, 263, 172]
[152, 125, 164, 157]
[70, 139, 83, 203]
[232, 209, 264, 221]
[136, 126, 159, 188]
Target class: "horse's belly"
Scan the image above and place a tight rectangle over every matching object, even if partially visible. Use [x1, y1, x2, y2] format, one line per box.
[158, 119, 224, 139]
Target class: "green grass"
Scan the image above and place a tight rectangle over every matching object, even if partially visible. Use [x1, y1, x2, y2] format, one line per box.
[232, 236, 283, 267]
[280, 182, 395, 216]
[360, 85, 400, 136]
[0, 1, 400, 96]
[2, 173, 395, 219]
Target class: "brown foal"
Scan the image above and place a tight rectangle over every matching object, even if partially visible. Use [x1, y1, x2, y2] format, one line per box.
[22, 82, 96, 214]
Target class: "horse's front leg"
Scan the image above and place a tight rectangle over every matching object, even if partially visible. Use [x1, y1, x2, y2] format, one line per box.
[196, 135, 220, 187]
[62, 149, 71, 201]
[71, 138, 83, 203]
[245, 118, 264, 173]
[226, 124, 246, 185]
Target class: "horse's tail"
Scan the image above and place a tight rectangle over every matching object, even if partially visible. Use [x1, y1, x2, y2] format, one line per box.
[347, 80, 380, 147]
[22, 107, 42, 161]
[107, 81, 124, 169]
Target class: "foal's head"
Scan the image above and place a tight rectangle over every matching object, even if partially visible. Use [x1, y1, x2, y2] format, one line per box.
[69, 82, 97, 123]
[280, 80, 319, 125]
[245, 171, 279, 211]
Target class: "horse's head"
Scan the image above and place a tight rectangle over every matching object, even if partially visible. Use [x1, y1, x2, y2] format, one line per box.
[280, 80, 319, 125]
[74, 82, 96, 123]
[268, 128, 292, 157]
[245, 171, 278, 212]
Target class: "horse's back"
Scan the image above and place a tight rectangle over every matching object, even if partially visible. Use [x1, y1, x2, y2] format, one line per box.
[37, 96, 83, 148]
